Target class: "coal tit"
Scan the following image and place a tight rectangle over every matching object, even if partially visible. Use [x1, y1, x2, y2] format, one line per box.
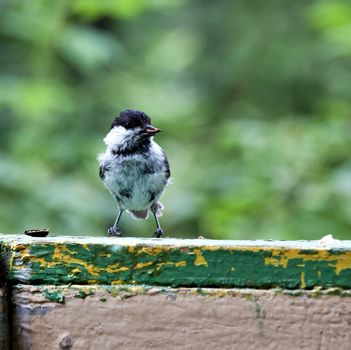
[98, 109, 170, 238]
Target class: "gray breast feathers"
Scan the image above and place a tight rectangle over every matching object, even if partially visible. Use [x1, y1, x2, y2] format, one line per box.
[98, 141, 169, 211]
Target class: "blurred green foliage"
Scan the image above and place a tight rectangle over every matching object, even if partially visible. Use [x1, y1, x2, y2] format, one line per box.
[1, 0, 351, 239]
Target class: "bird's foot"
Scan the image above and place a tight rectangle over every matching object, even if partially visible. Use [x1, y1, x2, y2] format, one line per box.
[107, 226, 121, 237]
[153, 228, 164, 238]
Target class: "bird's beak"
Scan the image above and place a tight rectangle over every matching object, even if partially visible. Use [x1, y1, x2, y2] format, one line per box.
[144, 124, 161, 135]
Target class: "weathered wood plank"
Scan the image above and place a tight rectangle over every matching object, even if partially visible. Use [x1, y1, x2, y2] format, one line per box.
[0, 287, 9, 350]
[2, 235, 351, 288]
[11, 284, 351, 350]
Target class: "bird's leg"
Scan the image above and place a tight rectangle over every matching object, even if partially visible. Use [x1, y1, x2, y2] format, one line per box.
[108, 209, 123, 237]
[152, 212, 164, 238]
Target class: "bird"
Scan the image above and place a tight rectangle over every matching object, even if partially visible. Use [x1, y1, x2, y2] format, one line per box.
[98, 109, 170, 238]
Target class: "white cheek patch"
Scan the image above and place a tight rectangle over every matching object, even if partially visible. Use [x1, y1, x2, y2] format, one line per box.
[103, 126, 130, 147]
[150, 140, 165, 159]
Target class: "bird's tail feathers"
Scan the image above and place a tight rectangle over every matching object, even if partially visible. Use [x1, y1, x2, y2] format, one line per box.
[127, 210, 149, 220]
[127, 201, 164, 220]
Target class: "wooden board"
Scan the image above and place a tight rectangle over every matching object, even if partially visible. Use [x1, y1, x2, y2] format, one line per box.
[11, 284, 351, 350]
[1, 235, 351, 288]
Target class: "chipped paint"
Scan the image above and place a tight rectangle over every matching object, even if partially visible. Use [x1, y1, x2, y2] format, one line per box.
[134, 261, 153, 269]
[74, 289, 94, 299]
[263, 248, 351, 275]
[43, 289, 64, 303]
[52, 245, 101, 276]
[193, 249, 208, 267]
[300, 272, 306, 289]
[155, 260, 187, 271]
[11, 284, 351, 302]
[111, 280, 124, 285]
[2, 235, 351, 289]
[105, 266, 130, 273]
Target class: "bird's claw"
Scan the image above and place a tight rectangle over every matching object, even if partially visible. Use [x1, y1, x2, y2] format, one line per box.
[153, 228, 164, 238]
[107, 226, 121, 237]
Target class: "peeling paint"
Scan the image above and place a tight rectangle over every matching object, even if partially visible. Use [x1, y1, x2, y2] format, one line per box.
[111, 280, 124, 285]
[193, 249, 208, 267]
[2, 235, 351, 289]
[105, 266, 130, 273]
[74, 289, 94, 299]
[134, 261, 153, 269]
[11, 284, 351, 302]
[264, 248, 351, 275]
[44, 289, 65, 303]
[300, 272, 306, 289]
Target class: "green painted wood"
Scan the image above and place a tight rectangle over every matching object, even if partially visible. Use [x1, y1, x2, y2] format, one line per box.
[1, 234, 351, 289]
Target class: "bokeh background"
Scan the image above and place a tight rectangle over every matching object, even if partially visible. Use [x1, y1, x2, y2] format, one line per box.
[1, 0, 351, 239]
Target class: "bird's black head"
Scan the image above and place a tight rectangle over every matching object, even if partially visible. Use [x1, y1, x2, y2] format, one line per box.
[110, 109, 161, 138]
[105, 109, 161, 154]
[111, 109, 151, 130]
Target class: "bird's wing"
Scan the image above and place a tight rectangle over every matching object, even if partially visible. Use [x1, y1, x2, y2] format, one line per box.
[163, 153, 171, 179]
[99, 165, 105, 179]
[99, 164, 110, 180]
